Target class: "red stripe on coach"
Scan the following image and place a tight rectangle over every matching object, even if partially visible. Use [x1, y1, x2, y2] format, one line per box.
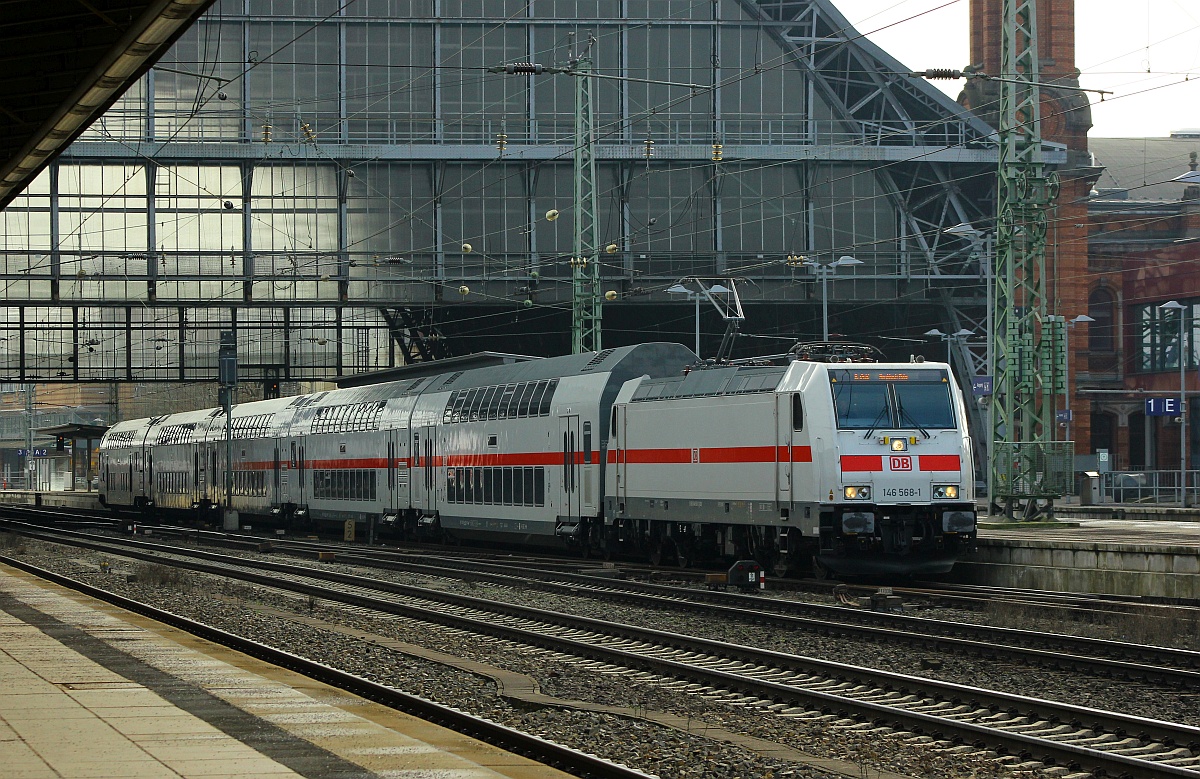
[444, 452, 563, 467]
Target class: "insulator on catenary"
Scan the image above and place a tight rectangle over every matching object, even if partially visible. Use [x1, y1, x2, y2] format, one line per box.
[505, 63, 544, 75]
[916, 68, 963, 80]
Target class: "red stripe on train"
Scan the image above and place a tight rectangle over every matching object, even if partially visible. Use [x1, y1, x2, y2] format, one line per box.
[840, 455, 883, 471]
[918, 454, 961, 471]
[608, 446, 813, 464]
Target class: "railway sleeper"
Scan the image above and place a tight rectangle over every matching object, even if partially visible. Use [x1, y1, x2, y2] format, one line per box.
[1022, 724, 1080, 737]
[940, 708, 996, 721]
[1048, 731, 1100, 744]
[1059, 733, 1131, 746]
[1005, 761, 1047, 772]
[1106, 742, 1168, 755]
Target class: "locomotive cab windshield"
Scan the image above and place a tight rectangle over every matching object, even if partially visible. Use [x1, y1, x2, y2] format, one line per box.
[830, 369, 955, 433]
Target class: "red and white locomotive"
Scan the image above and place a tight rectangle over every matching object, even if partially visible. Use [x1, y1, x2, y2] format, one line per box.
[99, 342, 977, 576]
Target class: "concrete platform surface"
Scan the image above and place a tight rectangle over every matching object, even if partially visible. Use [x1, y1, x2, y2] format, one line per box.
[959, 518, 1199, 599]
[0, 563, 574, 779]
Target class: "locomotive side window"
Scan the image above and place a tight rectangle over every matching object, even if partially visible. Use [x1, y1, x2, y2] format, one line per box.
[610, 407, 617, 436]
[791, 394, 804, 431]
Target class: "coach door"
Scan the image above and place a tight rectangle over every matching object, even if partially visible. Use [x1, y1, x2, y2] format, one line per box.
[775, 394, 792, 505]
[273, 444, 281, 506]
[612, 405, 627, 506]
[411, 427, 437, 512]
[560, 414, 581, 518]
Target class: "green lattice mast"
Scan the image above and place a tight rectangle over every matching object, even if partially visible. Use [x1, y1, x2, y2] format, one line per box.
[570, 48, 602, 354]
[991, 0, 1070, 516]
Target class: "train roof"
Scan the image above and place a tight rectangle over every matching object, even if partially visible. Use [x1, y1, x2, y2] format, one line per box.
[422, 342, 697, 392]
[101, 343, 700, 444]
[632, 364, 787, 402]
[630, 359, 955, 402]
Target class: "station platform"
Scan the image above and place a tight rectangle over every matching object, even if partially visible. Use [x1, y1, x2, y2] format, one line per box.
[0, 490, 104, 512]
[959, 518, 1200, 599]
[0, 563, 572, 779]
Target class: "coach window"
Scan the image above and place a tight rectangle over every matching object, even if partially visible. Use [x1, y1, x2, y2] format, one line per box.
[513, 467, 526, 505]
[469, 389, 485, 422]
[791, 395, 804, 431]
[449, 391, 468, 423]
[477, 384, 496, 420]
[489, 468, 501, 503]
[498, 384, 518, 418]
[583, 421, 592, 463]
[526, 382, 546, 416]
[522, 467, 535, 506]
[539, 379, 557, 415]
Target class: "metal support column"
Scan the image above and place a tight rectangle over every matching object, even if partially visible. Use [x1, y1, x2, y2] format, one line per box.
[218, 331, 238, 531]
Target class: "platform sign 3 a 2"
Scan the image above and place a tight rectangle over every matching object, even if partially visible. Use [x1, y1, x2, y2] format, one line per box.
[1145, 397, 1182, 417]
[17, 448, 49, 457]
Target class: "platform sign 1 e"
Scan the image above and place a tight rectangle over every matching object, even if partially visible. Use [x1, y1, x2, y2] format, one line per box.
[1145, 397, 1181, 417]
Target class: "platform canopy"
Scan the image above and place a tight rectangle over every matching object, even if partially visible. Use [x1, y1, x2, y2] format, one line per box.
[0, 0, 217, 209]
[34, 423, 111, 442]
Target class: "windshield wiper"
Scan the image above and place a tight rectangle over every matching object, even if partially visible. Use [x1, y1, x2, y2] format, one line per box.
[862, 403, 891, 439]
[896, 401, 930, 439]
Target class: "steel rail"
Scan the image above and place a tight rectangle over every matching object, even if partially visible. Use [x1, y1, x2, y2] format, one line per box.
[5, 523, 1199, 778]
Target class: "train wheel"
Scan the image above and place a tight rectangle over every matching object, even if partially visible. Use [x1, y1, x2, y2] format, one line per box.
[811, 556, 832, 580]
[674, 539, 693, 569]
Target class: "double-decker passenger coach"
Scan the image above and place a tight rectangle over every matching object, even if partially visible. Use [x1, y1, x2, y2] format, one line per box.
[100, 342, 977, 577]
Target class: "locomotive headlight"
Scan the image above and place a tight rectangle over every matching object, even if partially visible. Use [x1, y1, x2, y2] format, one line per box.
[843, 486, 871, 500]
[932, 485, 959, 500]
[890, 437, 907, 452]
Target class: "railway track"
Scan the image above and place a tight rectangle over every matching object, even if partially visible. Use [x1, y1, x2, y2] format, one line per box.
[5, 509, 1199, 682]
[146, 523, 1200, 685]
[4, 522, 1199, 778]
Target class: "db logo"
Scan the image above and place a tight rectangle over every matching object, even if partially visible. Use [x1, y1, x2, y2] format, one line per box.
[889, 455, 912, 471]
